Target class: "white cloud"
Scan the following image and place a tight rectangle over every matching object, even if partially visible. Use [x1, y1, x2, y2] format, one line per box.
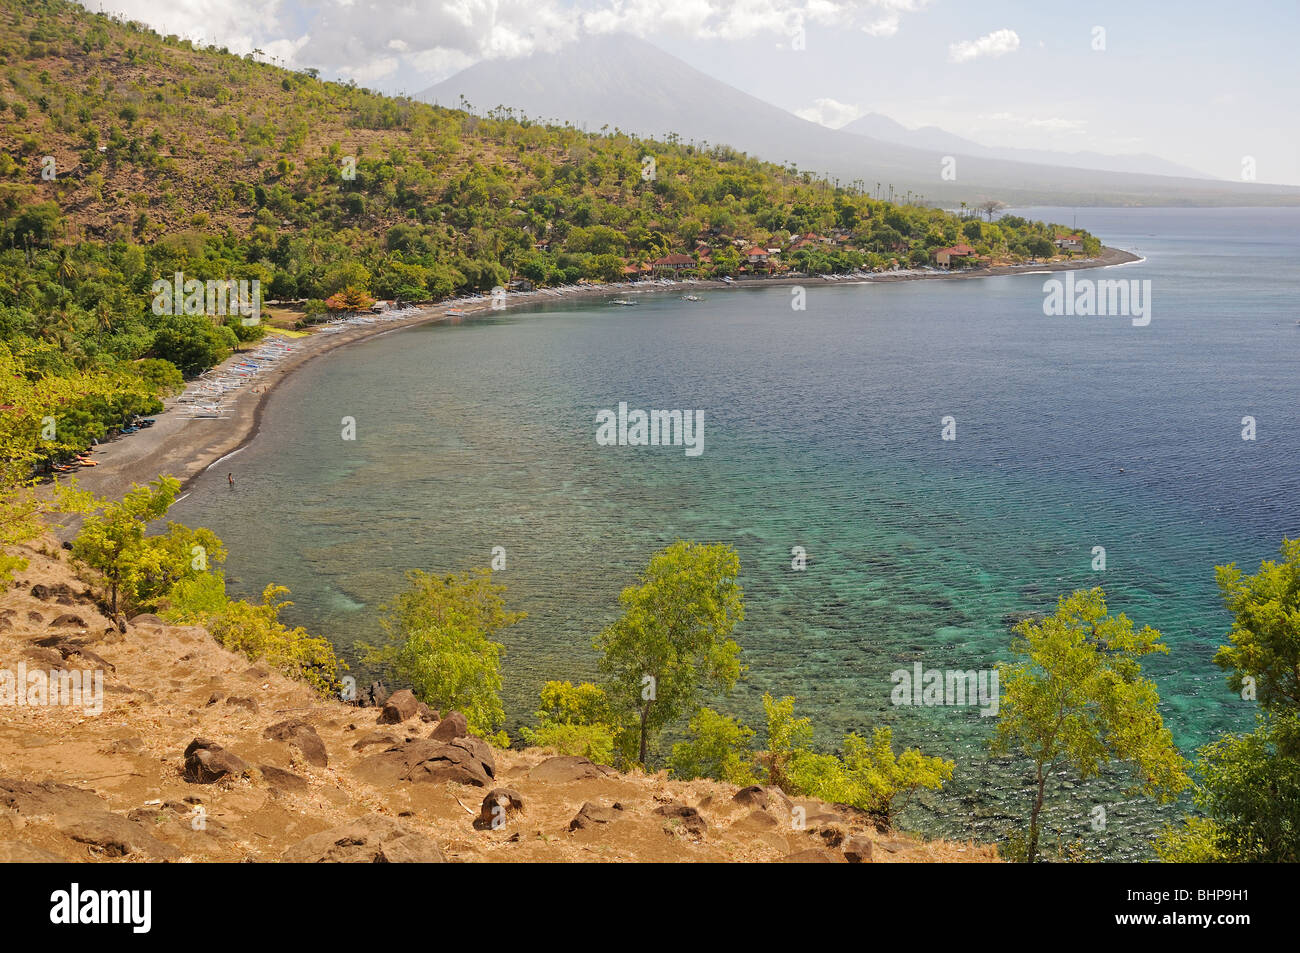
[794, 97, 865, 128]
[582, 1, 932, 42]
[84, 0, 281, 54]
[948, 28, 1020, 63]
[78, 1, 936, 85]
[338, 55, 399, 84]
[862, 16, 900, 36]
[859, 0, 930, 37]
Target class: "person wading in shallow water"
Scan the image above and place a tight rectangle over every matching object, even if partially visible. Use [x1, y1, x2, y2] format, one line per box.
[228, 472, 234, 488]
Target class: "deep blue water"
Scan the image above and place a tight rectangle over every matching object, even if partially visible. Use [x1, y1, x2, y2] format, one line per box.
[174, 206, 1300, 857]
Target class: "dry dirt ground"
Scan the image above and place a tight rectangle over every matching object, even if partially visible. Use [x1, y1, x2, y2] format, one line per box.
[0, 537, 997, 864]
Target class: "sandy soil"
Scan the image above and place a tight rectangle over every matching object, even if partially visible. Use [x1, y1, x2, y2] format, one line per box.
[0, 538, 998, 863]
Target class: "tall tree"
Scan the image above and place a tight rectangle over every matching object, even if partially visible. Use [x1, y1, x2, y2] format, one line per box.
[64, 476, 195, 616]
[1159, 540, 1300, 861]
[596, 541, 745, 766]
[991, 587, 1189, 862]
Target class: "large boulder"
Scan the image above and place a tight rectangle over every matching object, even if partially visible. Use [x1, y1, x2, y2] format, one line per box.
[843, 835, 874, 863]
[183, 738, 248, 783]
[732, 785, 792, 813]
[475, 788, 525, 830]
[259, 765, 309, 794]
[0, 778, 104, 817]
[354, 737, 495, 788]
[263, 719, 328, 767]
[654, 803, 708, 837]
[282, 815, 444, 863]
[378, 689, 419, 724]
[569, 801, 625, 832]
[57, 811, 182, 860]
[429, 710, 469, 742]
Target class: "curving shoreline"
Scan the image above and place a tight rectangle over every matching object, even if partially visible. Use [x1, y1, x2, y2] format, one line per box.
[53, 245, 1141, 523]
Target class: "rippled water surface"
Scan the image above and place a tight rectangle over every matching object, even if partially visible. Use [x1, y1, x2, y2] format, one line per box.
[174, 207, 1300, 858]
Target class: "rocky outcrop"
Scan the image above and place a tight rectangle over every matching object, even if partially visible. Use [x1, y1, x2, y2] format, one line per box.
[183, 738, 248, 783]
[655, 803, 708, 837]
[732, 785, 792, 813]
[57, 810, 182, 860]
[378, 689, 419, 724]
[353, 736, 496, 787]
[569, 801, 624, 832]
[263, 719, 328, 767]
[475, 788, 524, 830]
[429, 710, 468, 742]
[0, 538, 999, 865]
[528, 755, 606, 783]
[282, 815, 445, 863]
[843, 835, 874, 863]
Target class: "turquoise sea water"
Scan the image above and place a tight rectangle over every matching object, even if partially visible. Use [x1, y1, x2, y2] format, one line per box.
[173, 207, 1300, 858]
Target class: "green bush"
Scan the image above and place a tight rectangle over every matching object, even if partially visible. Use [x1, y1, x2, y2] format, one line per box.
[520, 680, 617, 762]
[366, 568, 522, 738]
[669, 707, 758, 785]
[761, 693, 954, 827]
[206, 584, 344, 696]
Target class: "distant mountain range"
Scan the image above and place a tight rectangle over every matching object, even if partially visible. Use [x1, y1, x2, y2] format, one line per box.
[838, 113, 1216, 181]
[423, 34, 1298, 208]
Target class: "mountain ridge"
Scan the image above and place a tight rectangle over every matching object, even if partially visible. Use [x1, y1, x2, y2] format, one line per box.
[423, 33, 1296, 207]
[839, 112, 1217, 181]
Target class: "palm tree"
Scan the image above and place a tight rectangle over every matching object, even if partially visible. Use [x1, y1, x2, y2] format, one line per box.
[54, 247, 80, 288]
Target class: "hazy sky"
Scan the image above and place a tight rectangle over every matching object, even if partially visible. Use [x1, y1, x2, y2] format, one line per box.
[82, 0, 1300, 185]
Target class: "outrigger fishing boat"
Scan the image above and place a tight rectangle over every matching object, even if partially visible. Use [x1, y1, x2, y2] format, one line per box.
[610, 298, 637, 306]
[681, 294, 702, 301]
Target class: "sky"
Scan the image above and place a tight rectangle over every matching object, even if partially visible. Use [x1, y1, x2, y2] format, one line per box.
[79, 0, 1300, 186]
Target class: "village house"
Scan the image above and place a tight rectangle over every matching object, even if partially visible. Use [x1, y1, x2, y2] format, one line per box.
[651, 253, 696, 275]
[742, 245, 775, 274]
[1055, 233, 1085, 252]
[933, 244, 978, 268]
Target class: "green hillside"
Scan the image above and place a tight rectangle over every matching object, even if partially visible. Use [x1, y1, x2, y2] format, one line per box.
[0, 0, 1092, 487]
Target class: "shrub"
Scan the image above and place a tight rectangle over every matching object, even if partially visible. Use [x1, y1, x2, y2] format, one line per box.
[520, 680, 617, 762]
[207, 584, 344, 696]
[366, 568, 523, 737]
[669, 707, 758, 785]
[761, 693, 954, 828]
